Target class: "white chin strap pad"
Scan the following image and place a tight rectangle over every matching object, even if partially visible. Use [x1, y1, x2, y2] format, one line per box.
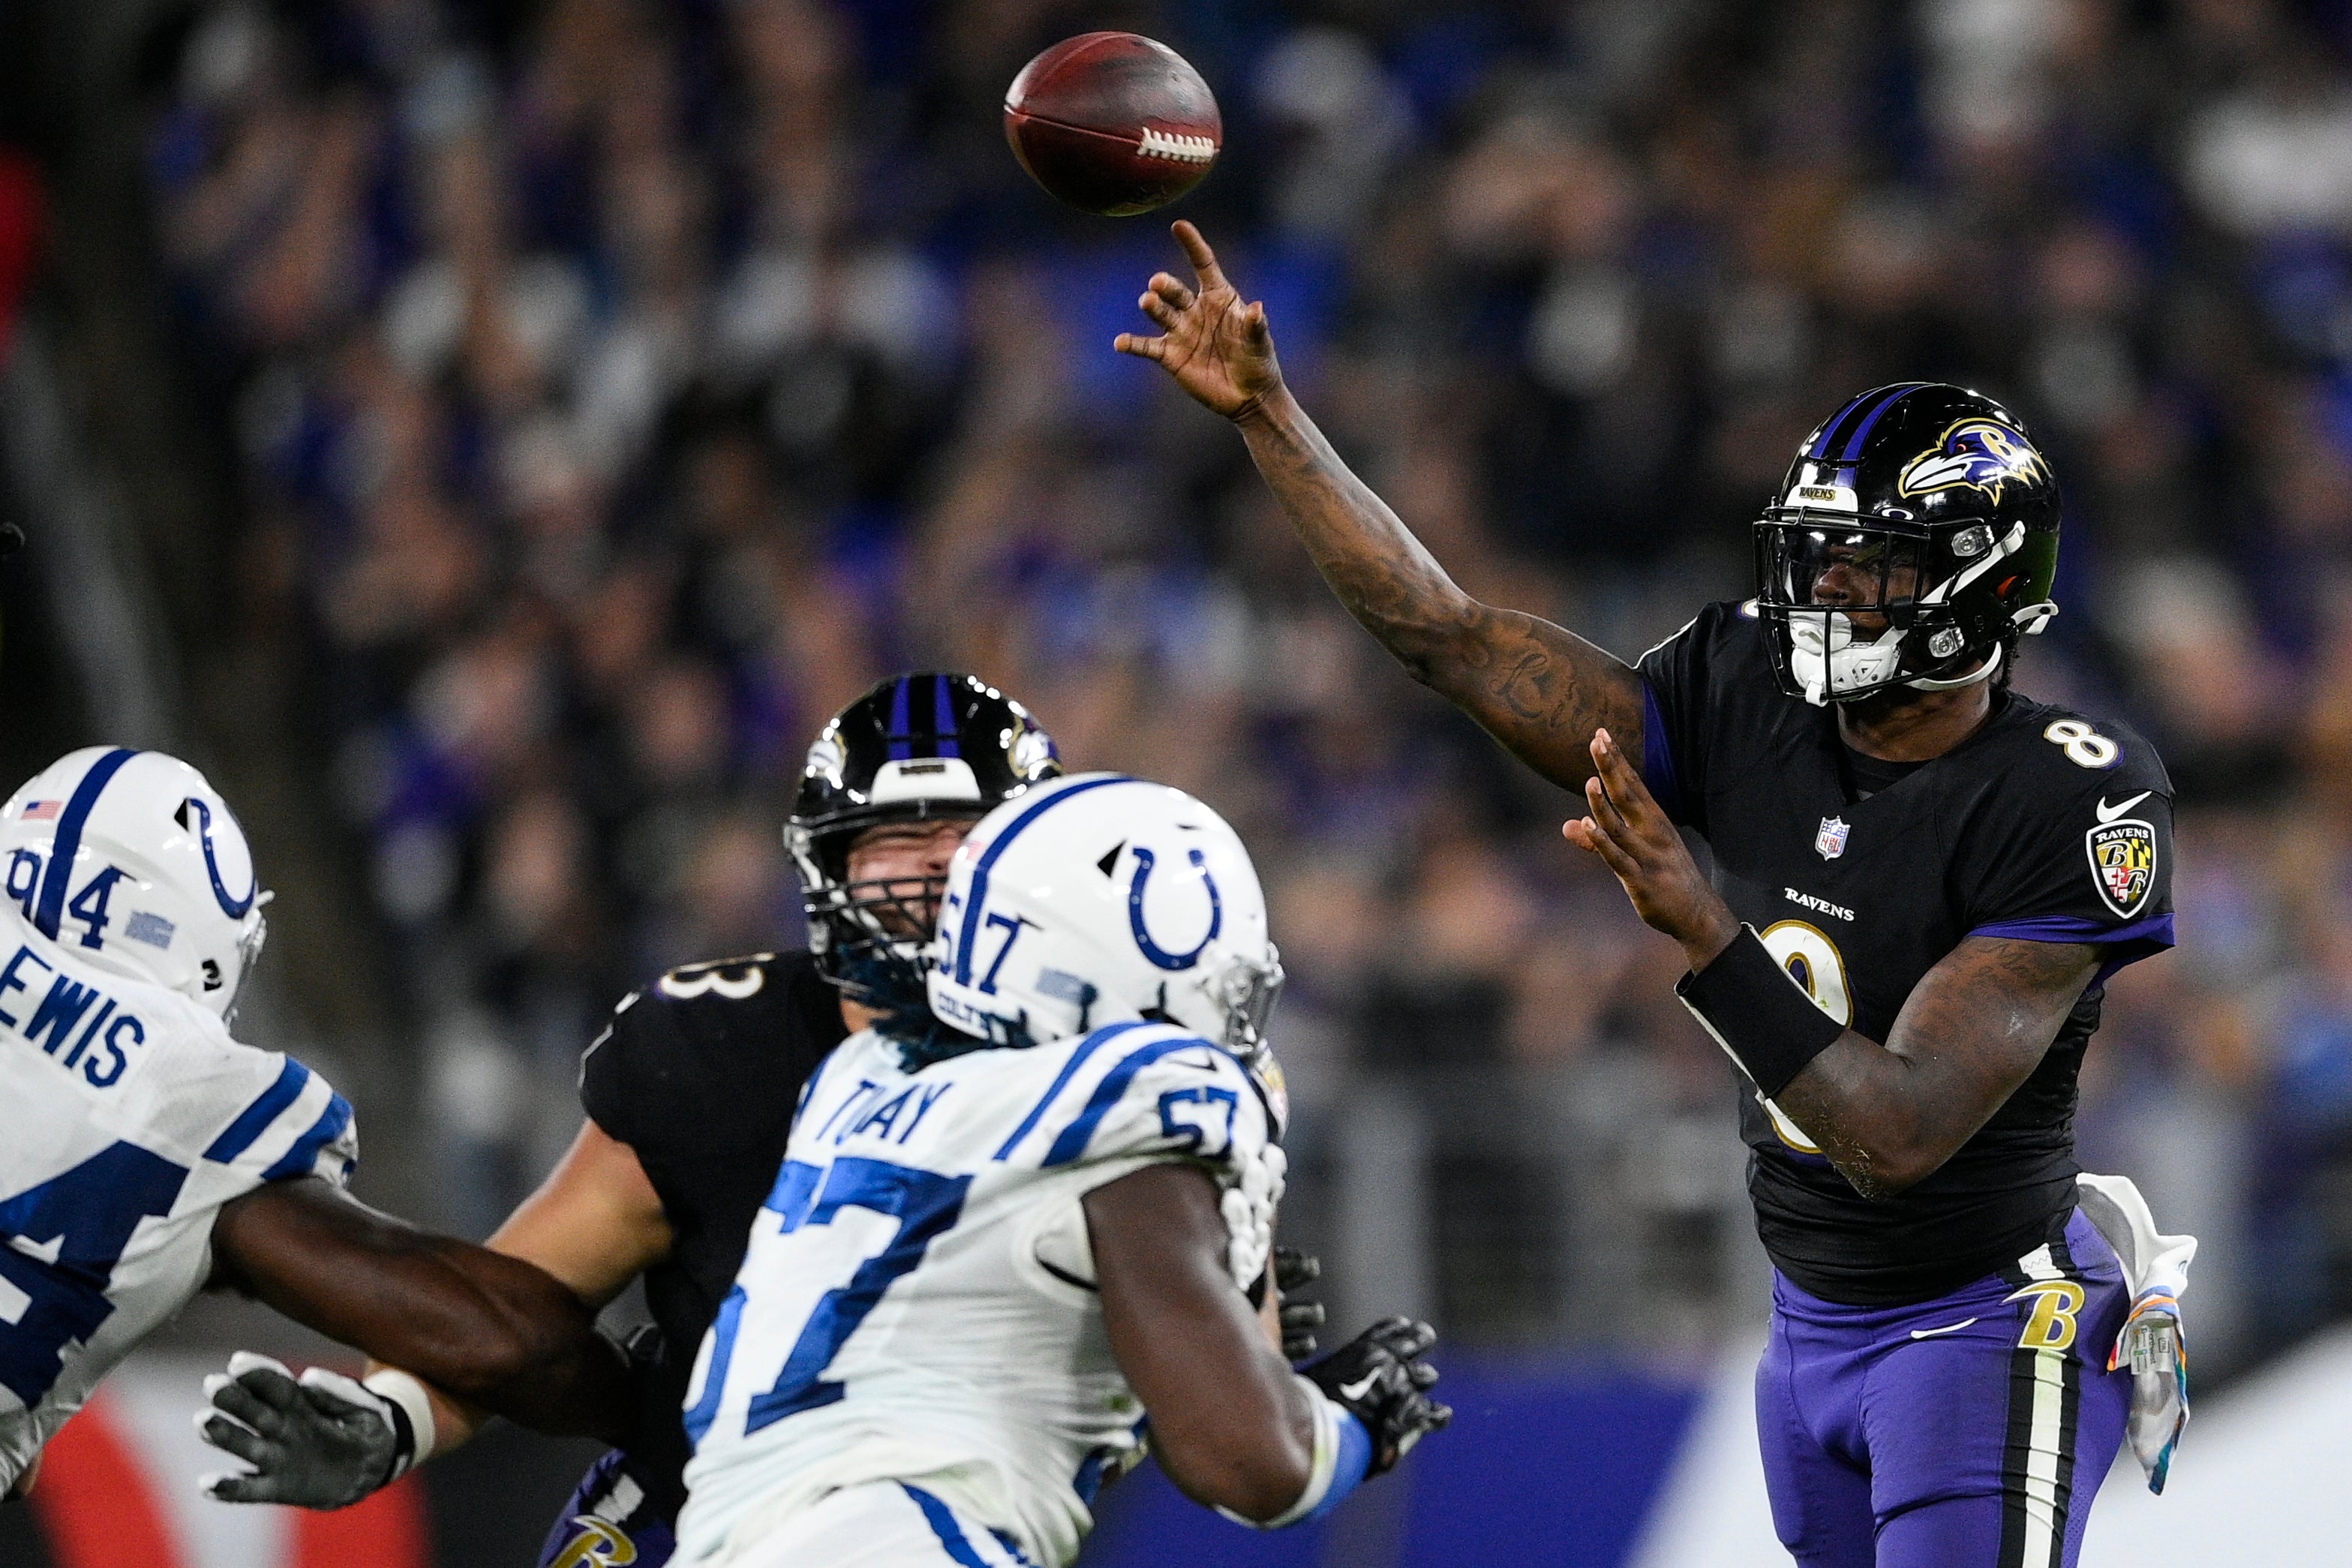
[1788, 613, 1906, 706]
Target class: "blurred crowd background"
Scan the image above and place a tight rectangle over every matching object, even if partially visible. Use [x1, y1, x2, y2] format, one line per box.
[11, 0, 2352, 1380]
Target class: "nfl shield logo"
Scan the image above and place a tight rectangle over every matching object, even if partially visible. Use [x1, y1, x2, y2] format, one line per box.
[1816, 816, 1850, 860]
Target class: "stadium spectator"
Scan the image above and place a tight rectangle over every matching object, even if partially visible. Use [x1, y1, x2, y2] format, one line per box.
[149, 0, 2352, 1359]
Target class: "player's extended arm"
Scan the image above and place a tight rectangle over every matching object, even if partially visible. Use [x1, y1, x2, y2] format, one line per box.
[365, 1116, 674, 1458]
[1089, 1164, 1446, 1525]
[1771, 936, 2098, 1197]
[1089, 1164, 1315, 1519]
[207, 1176, 631, 1443]
[1116, 221, 1643, 792]
[1565, 728, 2101, 1198]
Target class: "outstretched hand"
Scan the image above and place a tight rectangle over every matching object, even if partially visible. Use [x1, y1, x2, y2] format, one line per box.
[1114, 221, 1284, 420]
[197, 1352, 405, 1509]
[1563, 728, 1741, 972]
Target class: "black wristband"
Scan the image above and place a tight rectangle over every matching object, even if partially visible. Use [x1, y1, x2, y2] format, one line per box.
[1675, 926, 1846, 1099]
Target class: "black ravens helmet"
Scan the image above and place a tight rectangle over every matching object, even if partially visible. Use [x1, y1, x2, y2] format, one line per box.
[1755, 383, 2061, 705]
[787, 672, 1062, 1012]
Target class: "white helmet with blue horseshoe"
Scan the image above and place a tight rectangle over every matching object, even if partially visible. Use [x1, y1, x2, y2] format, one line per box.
[0, 747, 269, 1016]
[927, 773, 1282, 1059]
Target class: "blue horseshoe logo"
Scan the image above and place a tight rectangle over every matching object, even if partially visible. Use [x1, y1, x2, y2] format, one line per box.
[184, 798, 257, 918]
[1128, 846, 1222, 971]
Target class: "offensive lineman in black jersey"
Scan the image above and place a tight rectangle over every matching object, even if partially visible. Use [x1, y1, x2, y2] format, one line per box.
[1120, 223, 2186, 1568]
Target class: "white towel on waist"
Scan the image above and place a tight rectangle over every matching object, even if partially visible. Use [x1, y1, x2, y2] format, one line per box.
[2077, 1170, 2196, 1493]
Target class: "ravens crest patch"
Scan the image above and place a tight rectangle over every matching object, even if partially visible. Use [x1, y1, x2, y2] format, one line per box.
[2086, 805, 2158, 919]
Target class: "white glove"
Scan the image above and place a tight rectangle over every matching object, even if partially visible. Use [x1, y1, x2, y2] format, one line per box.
[196, 1352, 415, 1509]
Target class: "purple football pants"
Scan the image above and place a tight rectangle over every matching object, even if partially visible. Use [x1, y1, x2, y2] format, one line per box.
[536, 1449, 676, 1568]
[1756, 1209, 2132, 1568]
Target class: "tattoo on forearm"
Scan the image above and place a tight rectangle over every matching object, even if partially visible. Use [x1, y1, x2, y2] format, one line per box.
[1773, 937, 2098, 1200]
[1237, 398, 1642, 786]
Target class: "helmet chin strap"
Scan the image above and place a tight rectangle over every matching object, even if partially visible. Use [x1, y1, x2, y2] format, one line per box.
[1905, 638, 2001, 692]
[1900, 599, 2057, 693]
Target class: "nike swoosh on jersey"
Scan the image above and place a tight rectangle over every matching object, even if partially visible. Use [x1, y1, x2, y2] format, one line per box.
[1337, 1370, 1382, 1401]
[2095, 792, 2152, 824]
[1908, 1317, 1980, 1340]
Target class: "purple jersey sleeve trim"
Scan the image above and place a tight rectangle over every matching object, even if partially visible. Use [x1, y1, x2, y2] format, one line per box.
[1967, 912, 2176, 987]
[1640, 677, 1687, 824]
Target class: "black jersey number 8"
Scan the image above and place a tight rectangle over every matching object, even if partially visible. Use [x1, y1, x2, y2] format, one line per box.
[658, 958, 768, 1002]
[1756, 921, 1849, 1156]
[2043, 719, 2119, 769]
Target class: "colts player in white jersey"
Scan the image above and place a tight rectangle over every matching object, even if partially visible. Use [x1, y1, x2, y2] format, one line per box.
[674, 773, 1449, 1566]
[0, 746, 629, 1506]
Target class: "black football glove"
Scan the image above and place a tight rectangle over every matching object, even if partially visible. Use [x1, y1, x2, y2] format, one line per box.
[196, 1353, 406, 1508]
[1299, 1315, 1450, 1474]
[1245, 1245, 1329, 1361]
[1275, 1247, 1326, 1361]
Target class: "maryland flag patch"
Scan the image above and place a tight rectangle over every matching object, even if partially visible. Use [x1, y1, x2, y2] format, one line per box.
[2087, 816, 2158, 918]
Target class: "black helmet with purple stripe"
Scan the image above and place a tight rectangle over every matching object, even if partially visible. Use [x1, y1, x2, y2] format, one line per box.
[1755, 383, 2061, 706]
[788, 672, 1062, 1009]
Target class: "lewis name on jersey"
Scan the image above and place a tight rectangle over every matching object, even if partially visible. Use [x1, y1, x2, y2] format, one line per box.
[0, 915, 355, 1490]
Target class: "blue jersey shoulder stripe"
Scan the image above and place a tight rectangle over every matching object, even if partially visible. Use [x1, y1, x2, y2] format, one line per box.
[32, 748, 140, 942]
[1041, 1033, 1221, 1168]
[992, 1020, 1149, 1161]
[953, 775, 1136, 986]
[203, 1057, 312, 1163]
[260, 1090, 353, 1182]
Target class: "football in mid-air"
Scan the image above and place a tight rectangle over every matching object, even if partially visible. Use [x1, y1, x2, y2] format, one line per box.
[1003, 32, 1221, 216]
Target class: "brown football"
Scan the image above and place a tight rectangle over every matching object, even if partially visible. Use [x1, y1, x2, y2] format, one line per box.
[1004, 32, 1221, 217]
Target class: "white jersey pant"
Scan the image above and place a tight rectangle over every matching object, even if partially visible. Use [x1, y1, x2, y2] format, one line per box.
[711, 1479, 1039, 1568]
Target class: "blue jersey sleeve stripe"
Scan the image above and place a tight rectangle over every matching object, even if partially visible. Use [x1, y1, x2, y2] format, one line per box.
[1971, 912, 2176, 989]
[32, 747, 140, 941]
[203, 1057, 313, 1163]
[1968, 912, 2176, 948]
[1639, 677, 1685, 824]
[260, 1092, 354, 1182]
[1041, 1035, 1219, 1168]
[992, 1020, 1149, 1161]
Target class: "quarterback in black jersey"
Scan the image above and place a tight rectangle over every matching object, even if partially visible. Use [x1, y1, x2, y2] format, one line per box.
[1125, 224, 2184, 1568]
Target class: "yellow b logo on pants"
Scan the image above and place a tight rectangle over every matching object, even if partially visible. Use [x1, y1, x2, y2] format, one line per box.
[551, 1518, 639, 1568]
[2006, 1280, 2086, 1351]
